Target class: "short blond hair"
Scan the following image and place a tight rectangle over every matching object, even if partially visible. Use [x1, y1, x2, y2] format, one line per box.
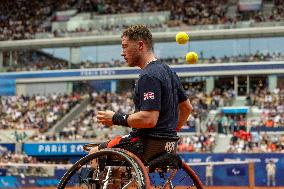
[121, 25, 153, 51]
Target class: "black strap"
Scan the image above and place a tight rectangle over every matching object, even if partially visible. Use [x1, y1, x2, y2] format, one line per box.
[142, 134, 180, 141]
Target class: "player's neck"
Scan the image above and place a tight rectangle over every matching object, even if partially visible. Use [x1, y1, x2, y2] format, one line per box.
[140, 53, 157, 70]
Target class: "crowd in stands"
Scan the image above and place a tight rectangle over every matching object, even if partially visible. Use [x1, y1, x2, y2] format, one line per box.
[37, 89, 225, 143]
[3, 50, 69, 72]
[0, 93, 82, 135]
[0, 146, 71, 177]
[29, 87, 234, 154]
[0, 77, 282, 153]
[2, 50, 283, 72]
[193, 51, 284, 64]
[1, 0, 284, 40]
[246, 87, 284, 128]
[187, 87, 235, 123]
[178, 132, 216, 152]
[237, 0, 284, 23]
[227, 87, 284, 152]
[78, 0, 229, 26]
[228, 132, 284, 153]
[273, 0, 284, 22]
[56, 0, 284, 36]
[0, 85, 283, 154]
[32, 91, 133, 142]
[207, 113, 247, 134]
[0, 0, 77, 41]
[0, 146, 38, 164]
[205, 87, 284, 137]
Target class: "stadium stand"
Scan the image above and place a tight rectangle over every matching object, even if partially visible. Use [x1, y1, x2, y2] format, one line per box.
[1, 0, 284, 40]
[247, 87, 284, 129]
[0, 93, 82, 141]
[14, 87, 236, 155]
[1, 1, 284, 188]
[3, 50, 69, 72]
[228, 132, 284, 153]
[178, 132, 216, 152]
[1, 50, 284, 72]
[0, 0, 77, 41]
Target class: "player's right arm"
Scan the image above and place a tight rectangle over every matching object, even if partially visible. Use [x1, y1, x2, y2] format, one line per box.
[127, 74, 161, 129]
[97, 110, 159, 129]
[128, 110, 159, 129]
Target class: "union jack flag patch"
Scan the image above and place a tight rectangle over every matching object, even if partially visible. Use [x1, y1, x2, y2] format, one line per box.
[144, 92, 155, 100]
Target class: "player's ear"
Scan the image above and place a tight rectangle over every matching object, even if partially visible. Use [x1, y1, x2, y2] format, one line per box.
[138, 41, 144, 50]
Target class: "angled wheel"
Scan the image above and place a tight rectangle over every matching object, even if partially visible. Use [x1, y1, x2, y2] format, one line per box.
[57, 148, 151, 189]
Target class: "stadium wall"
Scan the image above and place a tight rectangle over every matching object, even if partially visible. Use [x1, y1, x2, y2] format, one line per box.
[1, 143, 284, 187]
[0, 62, 283, 83]
[0, 62, 282, 95]
[12, 143, 284, 187]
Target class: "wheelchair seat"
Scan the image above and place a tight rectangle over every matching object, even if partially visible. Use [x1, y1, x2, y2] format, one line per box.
[147, 152, 183, 173]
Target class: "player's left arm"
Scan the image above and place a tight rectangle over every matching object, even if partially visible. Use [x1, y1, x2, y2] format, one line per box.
[97, 74, 161, 129]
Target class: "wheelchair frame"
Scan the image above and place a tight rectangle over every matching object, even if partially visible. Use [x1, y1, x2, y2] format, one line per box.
[57, 147, 204, 189]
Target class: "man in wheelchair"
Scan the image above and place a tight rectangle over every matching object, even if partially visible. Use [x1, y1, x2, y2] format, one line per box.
[89, 24, 192, 188]
[91, 24, 192, 160]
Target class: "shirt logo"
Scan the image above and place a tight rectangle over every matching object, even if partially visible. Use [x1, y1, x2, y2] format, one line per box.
[165, 142, 176, 153]
[143, 92, 154, 100]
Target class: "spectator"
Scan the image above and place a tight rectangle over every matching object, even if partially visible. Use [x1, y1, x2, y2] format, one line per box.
[206, 163, 214, 186]
[266, 160, 276, 186]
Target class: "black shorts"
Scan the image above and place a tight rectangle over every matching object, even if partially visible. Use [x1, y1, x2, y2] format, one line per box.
[99, 134, 179, 163]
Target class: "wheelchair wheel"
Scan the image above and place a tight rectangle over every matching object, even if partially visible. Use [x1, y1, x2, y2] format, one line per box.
[149, 160, 204, 189]
[57, 148, 151, 189]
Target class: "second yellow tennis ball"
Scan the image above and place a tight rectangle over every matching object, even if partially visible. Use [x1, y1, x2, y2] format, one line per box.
[186, 52, 198, 64]
[176, 32, 189, 44]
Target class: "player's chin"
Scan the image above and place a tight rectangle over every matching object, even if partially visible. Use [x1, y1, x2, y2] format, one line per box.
[126, 61, 135, 67]
[124, 59, 129, 66]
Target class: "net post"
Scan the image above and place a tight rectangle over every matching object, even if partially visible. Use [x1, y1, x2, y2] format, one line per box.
[248, 161, 255, 189]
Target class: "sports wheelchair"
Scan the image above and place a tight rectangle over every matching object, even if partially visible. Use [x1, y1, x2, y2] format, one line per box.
[57, 136, 204, 189]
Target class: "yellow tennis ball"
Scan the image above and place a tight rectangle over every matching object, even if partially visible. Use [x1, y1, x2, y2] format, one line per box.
[186, 52, 198, 64]
[176, 32, 189, 44]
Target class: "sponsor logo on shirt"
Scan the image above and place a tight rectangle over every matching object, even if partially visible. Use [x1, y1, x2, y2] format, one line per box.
[143, 92, 155, 100]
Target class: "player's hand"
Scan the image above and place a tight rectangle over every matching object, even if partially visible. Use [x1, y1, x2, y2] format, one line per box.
[97, 110, 115, 126]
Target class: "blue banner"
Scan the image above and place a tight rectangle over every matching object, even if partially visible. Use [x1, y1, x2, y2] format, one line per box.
[251, 126, 284, 132]
[23, 143, 88, 156]
[226, 166, 246, 176]
[0, 152, 283, 187]
[0, 79, 16, 96]
[222, 107, 248, 114]
[21, 143, 284, 187]
[179, 153, 284, 186]
[0, 176, 17, 188]
[0, 143, 15, 152]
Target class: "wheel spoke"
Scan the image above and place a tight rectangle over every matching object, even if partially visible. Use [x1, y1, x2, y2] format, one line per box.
[122, 178, 136, 189]
[162, 169, 177, 188]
